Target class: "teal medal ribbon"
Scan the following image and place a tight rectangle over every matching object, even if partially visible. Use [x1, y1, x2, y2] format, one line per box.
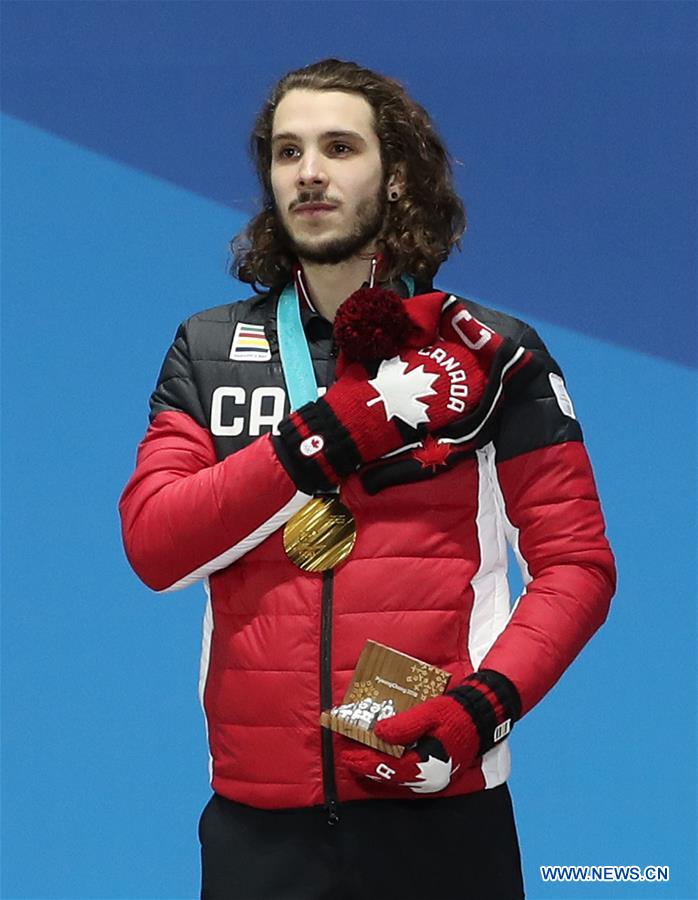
[401, 273, 416, 298]
[277, 282, 319, 411]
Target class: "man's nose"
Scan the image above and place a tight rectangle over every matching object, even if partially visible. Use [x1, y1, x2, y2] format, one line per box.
[296, 151, 328, 188]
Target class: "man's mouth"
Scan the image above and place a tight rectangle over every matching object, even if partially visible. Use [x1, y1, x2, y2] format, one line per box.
[293, 202, 338, 215]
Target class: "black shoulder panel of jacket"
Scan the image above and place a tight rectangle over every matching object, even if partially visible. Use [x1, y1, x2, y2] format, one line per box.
[149, 320, 207, 428]
[450, 296, 583, 463]
[147, 291, 295, 461]
[149, 294, 271, 427]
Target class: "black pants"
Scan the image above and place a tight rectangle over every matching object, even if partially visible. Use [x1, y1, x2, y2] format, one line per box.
[199, 785, 525, 899]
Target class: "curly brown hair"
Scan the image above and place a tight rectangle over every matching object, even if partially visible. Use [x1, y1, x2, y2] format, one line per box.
[231, 58, 466, 291]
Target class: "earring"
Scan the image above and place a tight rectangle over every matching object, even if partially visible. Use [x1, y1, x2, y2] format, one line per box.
[390, 190, 399, 201]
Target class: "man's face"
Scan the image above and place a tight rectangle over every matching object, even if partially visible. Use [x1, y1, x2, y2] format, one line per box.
[270, 89, 387, 265]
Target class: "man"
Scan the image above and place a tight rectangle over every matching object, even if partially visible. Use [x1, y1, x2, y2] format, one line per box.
[119, 59, 615, 899]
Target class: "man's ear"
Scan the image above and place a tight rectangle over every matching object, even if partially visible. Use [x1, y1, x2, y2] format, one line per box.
[387, 162, 407, 200]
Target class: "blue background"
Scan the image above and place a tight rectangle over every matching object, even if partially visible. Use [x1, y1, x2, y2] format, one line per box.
[2, 2, 696, 898]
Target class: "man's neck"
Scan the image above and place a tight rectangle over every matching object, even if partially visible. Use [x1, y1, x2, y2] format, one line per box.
[299, 256, 374, 323]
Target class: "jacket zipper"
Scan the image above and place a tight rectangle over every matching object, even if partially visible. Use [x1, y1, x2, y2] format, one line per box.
[321, 335, 339, 824]
[320, 568, 340, 825]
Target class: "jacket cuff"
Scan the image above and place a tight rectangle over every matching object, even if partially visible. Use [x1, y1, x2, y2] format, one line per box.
[448, 669, 522, 755]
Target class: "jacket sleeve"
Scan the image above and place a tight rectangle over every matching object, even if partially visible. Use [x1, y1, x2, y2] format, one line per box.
[118, 322, 310, 593]
[477, 325, 616, 716]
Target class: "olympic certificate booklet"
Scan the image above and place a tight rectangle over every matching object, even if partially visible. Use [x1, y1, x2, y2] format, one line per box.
[320, 640, 451, 758]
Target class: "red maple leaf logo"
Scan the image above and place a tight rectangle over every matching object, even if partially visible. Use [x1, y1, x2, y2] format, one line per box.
[412, 437, 454, 472]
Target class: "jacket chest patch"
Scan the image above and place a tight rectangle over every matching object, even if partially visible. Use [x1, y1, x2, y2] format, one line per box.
[229, 322, 271, 362]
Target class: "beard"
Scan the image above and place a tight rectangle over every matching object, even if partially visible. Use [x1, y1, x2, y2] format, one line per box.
[278, 188, 388, 265]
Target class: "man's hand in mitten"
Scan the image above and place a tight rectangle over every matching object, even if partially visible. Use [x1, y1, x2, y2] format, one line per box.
[272, 289, 499, 494]
[343, 670, 521, 795]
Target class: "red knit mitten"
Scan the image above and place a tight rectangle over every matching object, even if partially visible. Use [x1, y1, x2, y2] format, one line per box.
[343, 670, 520, 795]
[272, 291, 499, 494]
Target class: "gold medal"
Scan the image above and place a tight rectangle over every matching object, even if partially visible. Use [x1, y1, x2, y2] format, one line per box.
[283, 496, 357, 572]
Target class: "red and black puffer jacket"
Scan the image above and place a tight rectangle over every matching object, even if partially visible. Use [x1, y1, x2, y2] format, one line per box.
[119, 289, 616, 810]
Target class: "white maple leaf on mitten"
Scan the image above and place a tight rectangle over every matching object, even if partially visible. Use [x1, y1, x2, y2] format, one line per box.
[366, 356, 439, 428]
[400, 755, 459, 793]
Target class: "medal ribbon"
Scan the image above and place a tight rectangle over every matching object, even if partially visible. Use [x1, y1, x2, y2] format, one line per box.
[277, 279, 318, 411]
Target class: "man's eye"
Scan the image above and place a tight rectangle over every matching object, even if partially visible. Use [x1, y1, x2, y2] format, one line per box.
[331, 143, 352, 155]
[277, 147, 299, 159]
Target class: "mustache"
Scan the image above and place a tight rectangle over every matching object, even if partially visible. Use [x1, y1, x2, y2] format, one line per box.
[291, 191, 339, 210]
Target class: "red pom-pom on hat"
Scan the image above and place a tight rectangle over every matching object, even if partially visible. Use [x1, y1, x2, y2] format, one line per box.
[334, 287, 417, 362]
